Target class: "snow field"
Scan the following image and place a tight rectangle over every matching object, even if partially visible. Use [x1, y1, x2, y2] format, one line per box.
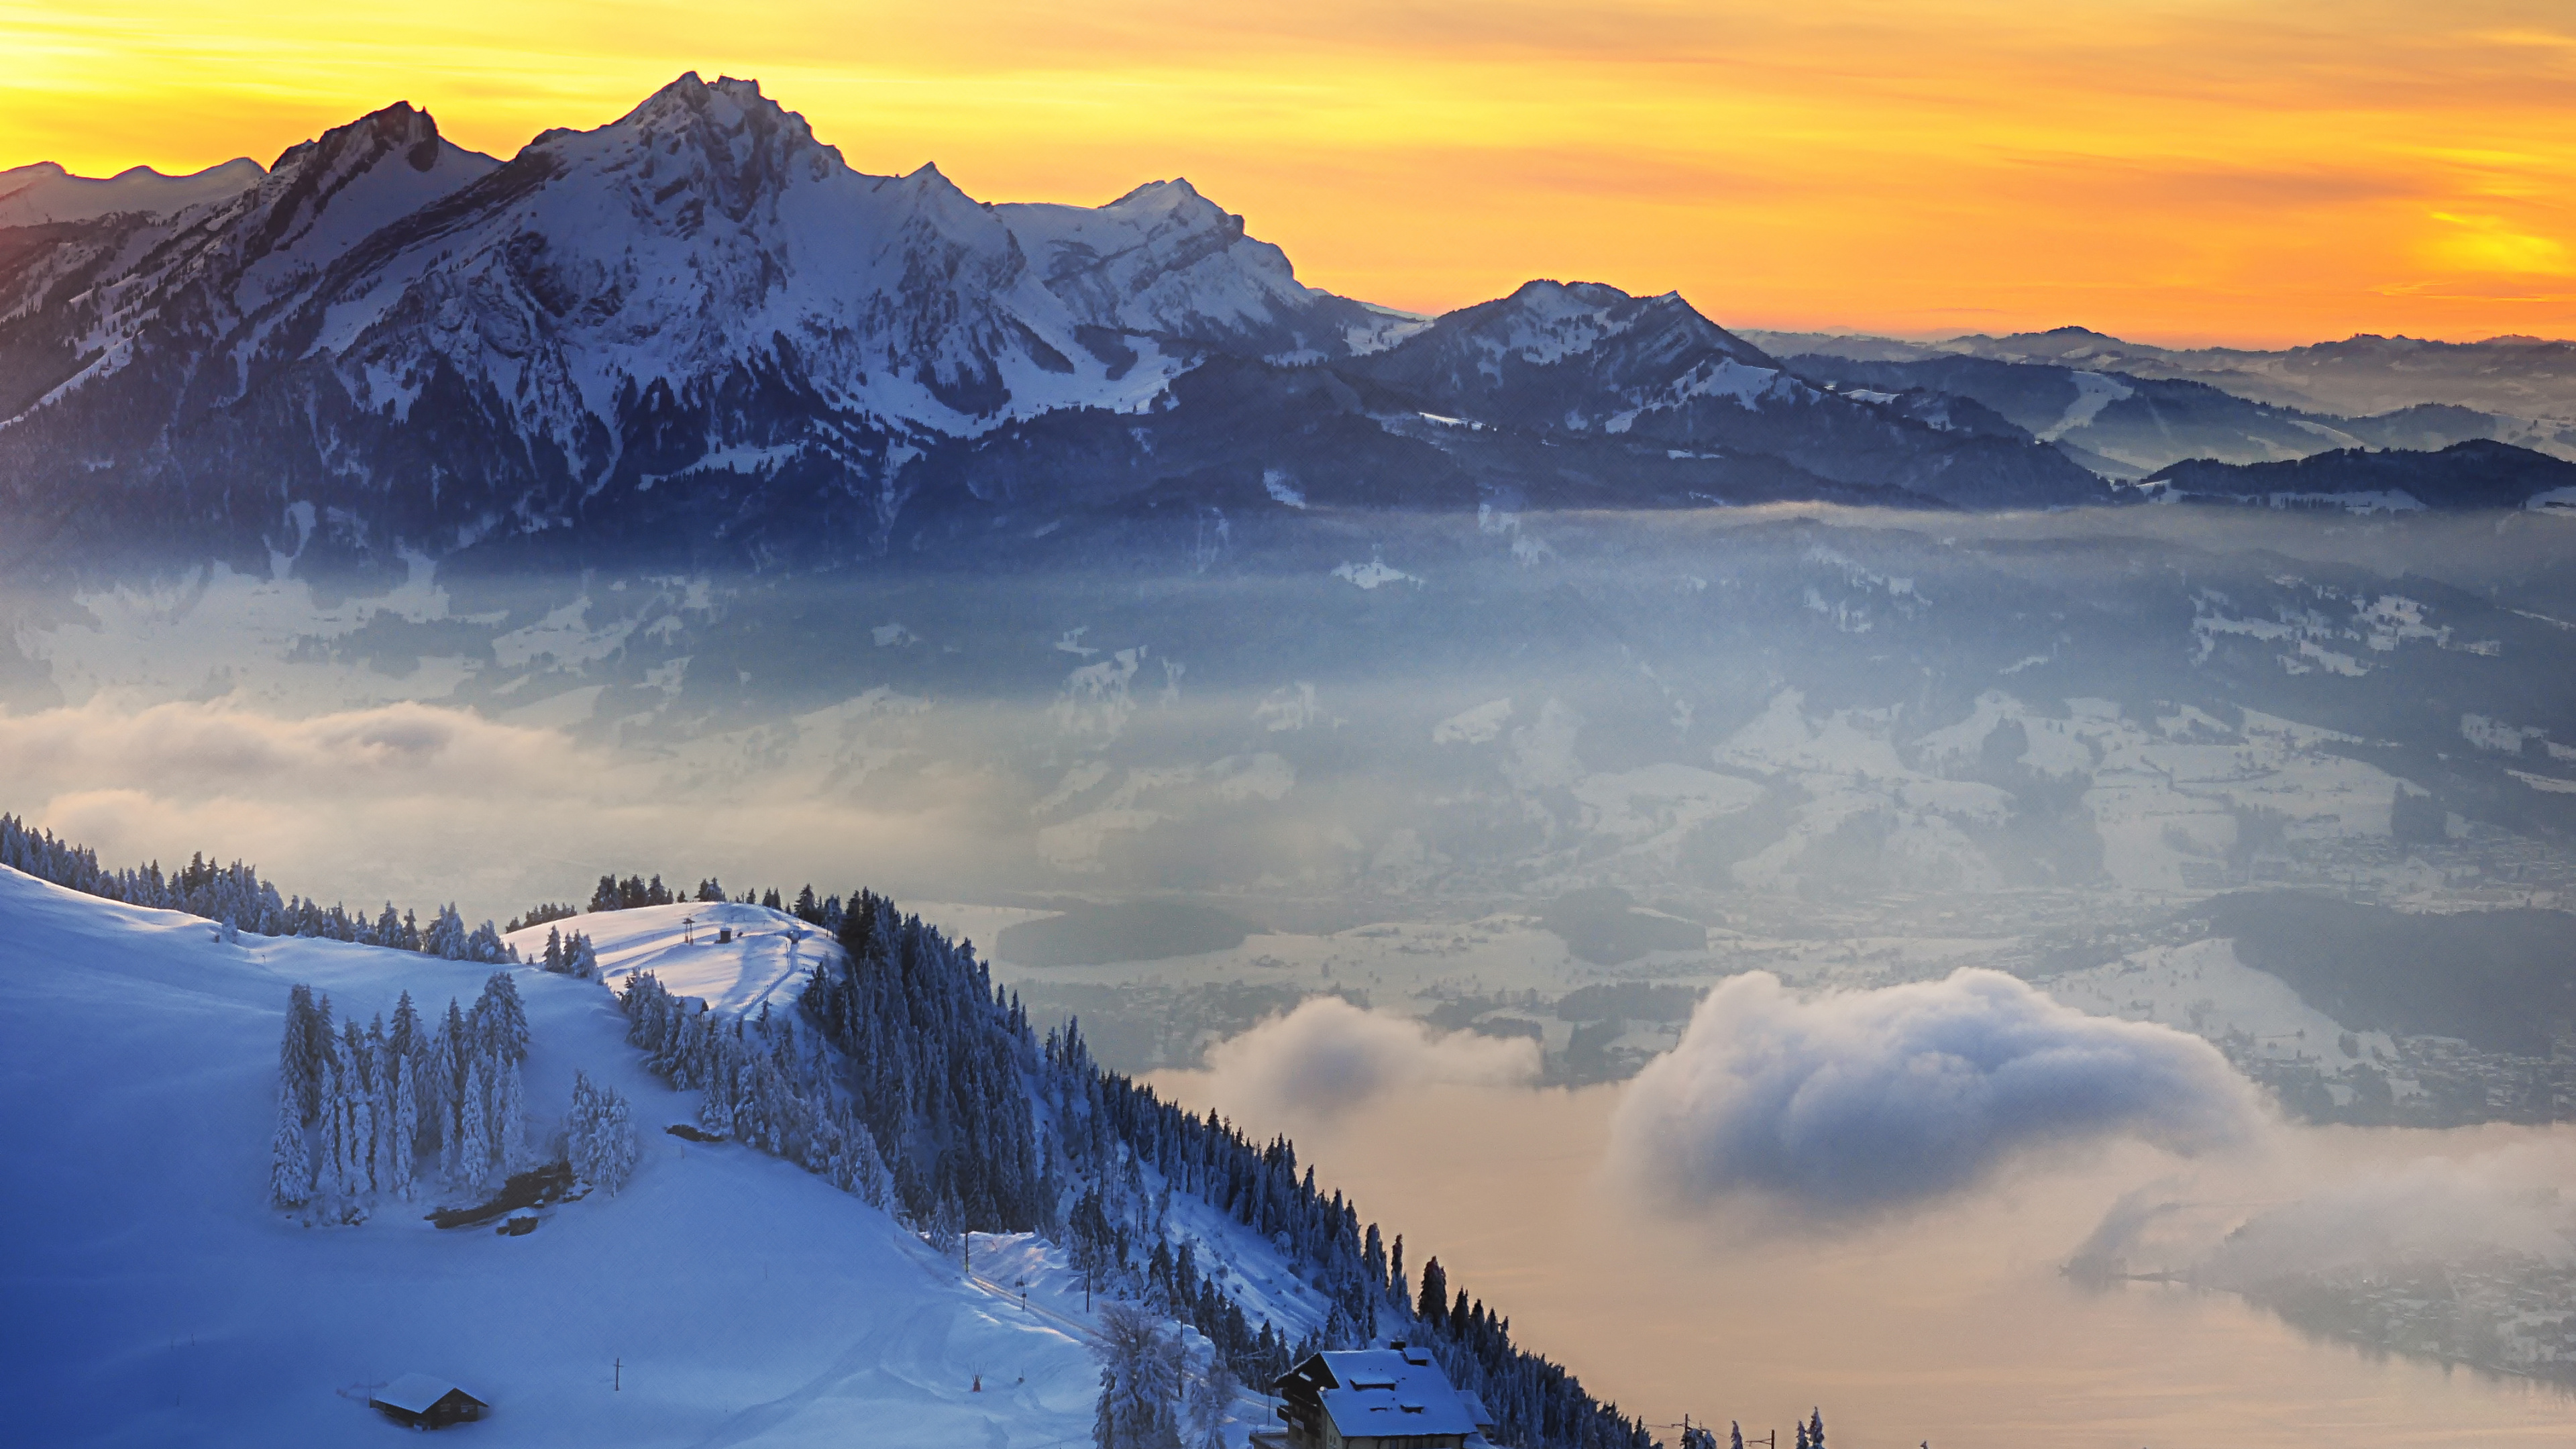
[0, 867, 1104, 1448]
[2041, 937, 2397, 1080]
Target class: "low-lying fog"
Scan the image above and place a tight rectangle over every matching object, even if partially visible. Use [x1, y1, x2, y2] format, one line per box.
[8, 504, 2572, 926]
[8, 502, 2576, 1440]
[1148, 1062, 2576, 1447]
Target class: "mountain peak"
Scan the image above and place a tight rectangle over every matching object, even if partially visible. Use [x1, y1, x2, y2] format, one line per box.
[265, 101, 451, 181]
[619, 71, 788, 129]
[1103, 177, 1206, 210]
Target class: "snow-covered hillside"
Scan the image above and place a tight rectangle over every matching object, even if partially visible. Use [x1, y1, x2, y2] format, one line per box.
[0, 868, 1112, 1446]
[510, 900, 838, 1016]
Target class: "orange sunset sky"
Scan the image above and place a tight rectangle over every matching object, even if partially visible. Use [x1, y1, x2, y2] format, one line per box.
[6, 0, 2573, 347]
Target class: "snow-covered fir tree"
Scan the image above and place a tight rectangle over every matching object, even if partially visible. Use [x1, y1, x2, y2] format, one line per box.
[429, 1008, 463, 1182]
[1093, 1302, 1185, 1449]
[386, 1049, 418, 1201]
[473, 971, 530, 1065]
[1181, 1360, 1236, 1449]
[491, 1052, 526, 1173]
[268, 1083, 311, 1208]
[455, 1057, 492, 1197]
[423, 904, 470, 961]
[566, 1070, 639, 1194]
[278, 983, 328, 1124]
[466, 920, 507, 963]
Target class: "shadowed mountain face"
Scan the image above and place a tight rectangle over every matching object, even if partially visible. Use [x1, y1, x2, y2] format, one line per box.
[2145, 440, 2576, 512]
[0, 78, 2117, 584]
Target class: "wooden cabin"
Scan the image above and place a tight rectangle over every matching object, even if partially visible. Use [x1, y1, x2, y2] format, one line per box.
[370, 1373, 488, 1429]
[1271, 1342, 1495, 1449]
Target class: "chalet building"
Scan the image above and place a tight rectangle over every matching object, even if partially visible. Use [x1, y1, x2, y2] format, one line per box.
[369, 1374, 488, 1429]
[1269, 1342, 1496, 1449]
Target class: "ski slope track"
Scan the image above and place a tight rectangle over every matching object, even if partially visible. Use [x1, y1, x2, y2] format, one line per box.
[0, 867, 1146, 1448]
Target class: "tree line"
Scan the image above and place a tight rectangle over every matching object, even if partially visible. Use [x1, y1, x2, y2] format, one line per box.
[2, 814, 516, 961]
[268, 971, 638, 1221]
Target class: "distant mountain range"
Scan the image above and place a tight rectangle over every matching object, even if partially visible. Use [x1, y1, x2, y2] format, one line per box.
[2, 74, 2571, 580]
[1754, 327, 2576, 477]
[2144, 439, 2576, 513]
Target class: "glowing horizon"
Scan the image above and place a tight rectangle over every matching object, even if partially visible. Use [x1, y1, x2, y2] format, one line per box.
[7, 1, 2575, 348]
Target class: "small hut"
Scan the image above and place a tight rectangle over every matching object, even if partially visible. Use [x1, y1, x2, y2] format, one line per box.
[370, 1374, 487, 1429]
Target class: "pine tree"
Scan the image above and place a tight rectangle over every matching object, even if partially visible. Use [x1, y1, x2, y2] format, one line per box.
[278, 984, 323, 1124]
[1093, 1368, 1119, 1449]
[473, 972, 530, 1064]
[466, 920, 510, 963]
[317, 1053, 350, 1202]
[568, 1070, 639, 1194]
[1416, 1255, 1448, 1325]
[1095, 1303, 1185, 1449]
[388, 990, 421, 1061]
[1183, 1360, 1236, 1449]
[387, 1050, 418, 1201]
[1809, 1409, 1825, 1449]
[492, 1053, 526, 1172]
[543, 927, 564, 973]
[268, 1083, 311, 1208]
[595, 1081, 637, 1193]
[456, 1057, 491, 1197]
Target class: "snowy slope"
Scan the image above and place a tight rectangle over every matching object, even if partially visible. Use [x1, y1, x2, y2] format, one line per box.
[2042, 937, 2396, 1076]
[504, 902, 1340, 1348]
[0, 866, 1107, 1448]
[508, 900, 837, 1018]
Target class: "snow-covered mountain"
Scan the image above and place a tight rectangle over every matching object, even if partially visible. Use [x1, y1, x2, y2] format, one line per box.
[0, 74, 1413, 572]
[0, 156, 265, 225]
[1754, 325, 2576, 470]
[1342, 281, 2109, 508]
[0, 76, 2125, 579]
